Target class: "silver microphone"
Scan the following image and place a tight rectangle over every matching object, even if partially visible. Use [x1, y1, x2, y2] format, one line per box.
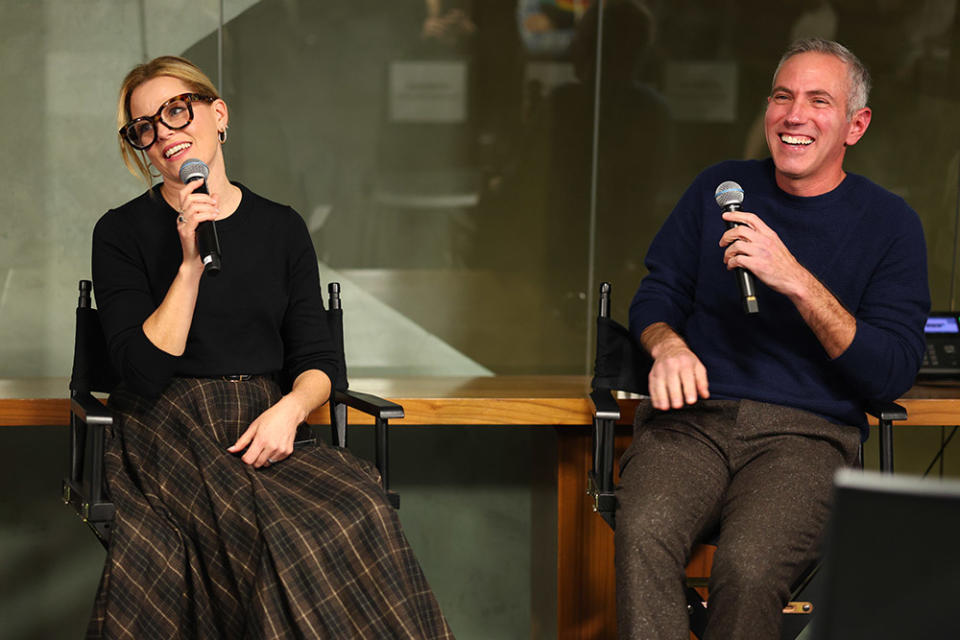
[179, 159, 221, 276]
[715, 181, 758, 314]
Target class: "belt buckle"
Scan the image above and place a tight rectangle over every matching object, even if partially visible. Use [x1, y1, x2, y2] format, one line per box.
[222, 374, 251, 382]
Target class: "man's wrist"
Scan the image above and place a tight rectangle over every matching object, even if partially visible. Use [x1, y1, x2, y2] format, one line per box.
[783, 264, 820, 306]
[642, 322, 688, 359]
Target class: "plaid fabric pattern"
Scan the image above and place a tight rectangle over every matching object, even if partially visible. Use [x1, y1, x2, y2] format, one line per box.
[87, 377, 453, 639]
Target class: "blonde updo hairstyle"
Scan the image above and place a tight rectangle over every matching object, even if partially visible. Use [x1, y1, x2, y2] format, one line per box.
[116, 55, 222, 186]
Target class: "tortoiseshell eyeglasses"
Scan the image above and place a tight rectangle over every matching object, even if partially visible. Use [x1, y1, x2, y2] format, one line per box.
[120, 92, 215, 151]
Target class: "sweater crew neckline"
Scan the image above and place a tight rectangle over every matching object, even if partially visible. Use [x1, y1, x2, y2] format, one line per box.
[763, 159, 857, 210]
[155, 181, 247, 227]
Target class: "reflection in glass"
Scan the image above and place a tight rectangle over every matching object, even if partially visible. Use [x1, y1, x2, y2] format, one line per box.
[182, 0, 960, 377]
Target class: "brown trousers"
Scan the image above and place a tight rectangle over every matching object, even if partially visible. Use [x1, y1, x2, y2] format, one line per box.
[615, 399, 861, 640]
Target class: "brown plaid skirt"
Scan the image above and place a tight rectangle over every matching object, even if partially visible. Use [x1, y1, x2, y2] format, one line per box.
[87, 376, 453, 639]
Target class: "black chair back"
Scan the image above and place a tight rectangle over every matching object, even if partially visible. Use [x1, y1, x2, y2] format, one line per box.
[591, 283, 651, 396]
[65, 280, 118, 546]
[326, 282, 349, 448]
[70, 279, 352, 397]
[70, 281, 120, 396]
[325, 282, 349, 392]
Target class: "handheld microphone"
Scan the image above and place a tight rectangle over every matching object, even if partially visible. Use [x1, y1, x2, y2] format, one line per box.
[715, 181, 759, 314]
[179, 159, 221, 276]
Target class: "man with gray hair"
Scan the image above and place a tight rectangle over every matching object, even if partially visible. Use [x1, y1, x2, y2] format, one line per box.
[617, 38, 929, 638]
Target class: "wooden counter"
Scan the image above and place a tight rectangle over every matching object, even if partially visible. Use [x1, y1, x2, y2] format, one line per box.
[6, 376, 958, 428]
[0, 376, 599, 427]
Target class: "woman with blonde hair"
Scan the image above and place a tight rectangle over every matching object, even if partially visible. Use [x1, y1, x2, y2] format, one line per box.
[88, 55, 453, 639]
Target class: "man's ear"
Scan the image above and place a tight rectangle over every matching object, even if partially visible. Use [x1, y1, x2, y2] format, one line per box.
[845, 107, 871, 147]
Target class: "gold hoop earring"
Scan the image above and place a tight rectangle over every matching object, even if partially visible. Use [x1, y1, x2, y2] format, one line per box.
[218, 127, 228, 144]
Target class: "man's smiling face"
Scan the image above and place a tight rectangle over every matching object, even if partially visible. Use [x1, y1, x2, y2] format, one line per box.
[764, 51, 870, 196]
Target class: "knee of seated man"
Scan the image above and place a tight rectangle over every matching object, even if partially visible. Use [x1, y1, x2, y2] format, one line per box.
[711, 541, 795, 596]
[614, 499, 704, 558]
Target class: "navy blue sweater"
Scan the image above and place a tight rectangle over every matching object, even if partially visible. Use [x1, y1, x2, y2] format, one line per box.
[630, 159, 930, 435]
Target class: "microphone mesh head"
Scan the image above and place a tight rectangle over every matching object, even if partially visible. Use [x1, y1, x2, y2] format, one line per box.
[714, 181, 744, 208]
[179, 158, 209, 183]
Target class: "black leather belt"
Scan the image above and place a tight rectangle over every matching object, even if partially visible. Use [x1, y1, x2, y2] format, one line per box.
[184, 374, 258, 382]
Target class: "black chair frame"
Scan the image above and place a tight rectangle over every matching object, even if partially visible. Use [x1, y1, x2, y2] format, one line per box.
[586, 281, 907, 639]
[63, 279, 402, 548]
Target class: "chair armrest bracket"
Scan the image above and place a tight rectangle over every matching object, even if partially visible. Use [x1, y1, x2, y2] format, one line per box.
[71, 392, 113, 426]
[333, 389, 405, 420]
[589, 388, 621, 421]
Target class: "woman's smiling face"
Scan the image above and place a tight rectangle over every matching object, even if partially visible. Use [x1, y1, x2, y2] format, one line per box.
[127, 75, 226, 187]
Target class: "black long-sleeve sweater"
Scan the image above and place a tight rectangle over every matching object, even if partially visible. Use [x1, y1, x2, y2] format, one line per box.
[92, 183, 339, 398]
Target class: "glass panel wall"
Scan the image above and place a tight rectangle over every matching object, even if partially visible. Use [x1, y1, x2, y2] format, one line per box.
[2, 0, 959, 378]
[189, 0, 596, 377]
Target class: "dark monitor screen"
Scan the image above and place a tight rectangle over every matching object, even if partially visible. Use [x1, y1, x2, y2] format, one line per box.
[812, 470, 960, 640]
